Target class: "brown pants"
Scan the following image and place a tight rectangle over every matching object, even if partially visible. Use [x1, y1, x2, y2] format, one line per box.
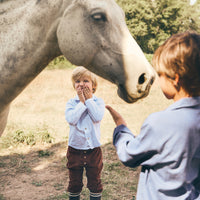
[67, 146, 103, 194]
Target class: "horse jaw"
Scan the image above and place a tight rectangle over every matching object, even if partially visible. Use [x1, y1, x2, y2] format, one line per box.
[117, 31, 156, 103]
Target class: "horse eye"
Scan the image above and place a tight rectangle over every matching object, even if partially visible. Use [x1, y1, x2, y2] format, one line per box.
[91, 13, 107, 22]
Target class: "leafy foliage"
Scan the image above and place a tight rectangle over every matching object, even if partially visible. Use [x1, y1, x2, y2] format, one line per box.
[117, 0, 200, 53]
[47, 55, 75, 69]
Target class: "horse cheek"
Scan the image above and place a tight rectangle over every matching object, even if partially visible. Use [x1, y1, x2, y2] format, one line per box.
[57, 11, 94, 66]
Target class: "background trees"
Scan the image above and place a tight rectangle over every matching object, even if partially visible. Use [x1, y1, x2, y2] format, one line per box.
[117, 0, 200, 53]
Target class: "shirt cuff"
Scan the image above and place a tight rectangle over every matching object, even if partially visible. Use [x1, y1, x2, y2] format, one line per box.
[114, 124, 127, 133]
[113, 124, 128, 145]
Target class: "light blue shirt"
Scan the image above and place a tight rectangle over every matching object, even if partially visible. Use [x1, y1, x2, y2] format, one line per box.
[65, 95, 105, 150]
[113, 97, 200, 200]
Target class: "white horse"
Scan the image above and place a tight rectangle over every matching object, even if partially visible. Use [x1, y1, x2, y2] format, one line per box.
[0, 0, 155, 136]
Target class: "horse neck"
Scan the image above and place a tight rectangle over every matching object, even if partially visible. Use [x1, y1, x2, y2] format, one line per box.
[0, 0, 72, 108]
[0, 0, 74, 56]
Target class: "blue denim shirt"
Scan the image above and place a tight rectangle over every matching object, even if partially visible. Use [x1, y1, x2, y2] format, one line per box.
[113, 97, 200, 200]
[65, 95, 105, 150]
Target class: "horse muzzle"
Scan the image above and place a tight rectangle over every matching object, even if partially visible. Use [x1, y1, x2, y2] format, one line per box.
[117, 75, 155, 103]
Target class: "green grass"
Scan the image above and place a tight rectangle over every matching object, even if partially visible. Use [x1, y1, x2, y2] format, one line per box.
[45, 192, 69, 200]
[0, 194, 6, 200]
[38, 150, 54, 157]
[32, 180, 43, 187]
[0, 127, 54, 148]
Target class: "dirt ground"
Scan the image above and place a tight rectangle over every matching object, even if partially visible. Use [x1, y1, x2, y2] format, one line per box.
[0, 142, 68, 200]
[0, 69, 170, 200]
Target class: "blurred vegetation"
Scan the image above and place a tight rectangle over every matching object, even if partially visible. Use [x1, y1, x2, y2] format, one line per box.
[117, 0, 200, 53]
[0, 128, 54, 149]
[46, 55, 75, 70]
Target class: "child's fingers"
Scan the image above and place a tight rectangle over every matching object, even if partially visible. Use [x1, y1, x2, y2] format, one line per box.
[106, 105, 127, 126]
[106, 105, 115, 112]
[83, 86, 91, 93]
[76, 87, 82, 93]
[83, 86, 92, 99]
[106, 105, 120, 119]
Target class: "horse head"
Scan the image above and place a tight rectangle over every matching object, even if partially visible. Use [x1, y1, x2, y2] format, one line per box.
[57, 0, 155, 103]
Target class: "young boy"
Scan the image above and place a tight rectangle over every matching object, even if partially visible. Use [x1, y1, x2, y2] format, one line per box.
[65, 66, 105, 200]
[106, 31, 200, 199]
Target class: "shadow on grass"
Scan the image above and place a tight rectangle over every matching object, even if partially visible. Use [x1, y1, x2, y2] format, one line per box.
[0, 142, 140, 200]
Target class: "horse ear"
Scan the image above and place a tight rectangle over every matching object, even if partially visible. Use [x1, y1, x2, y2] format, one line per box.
[62, 0, 83, 17]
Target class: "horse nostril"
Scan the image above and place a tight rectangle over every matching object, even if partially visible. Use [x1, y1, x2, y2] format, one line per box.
[138, 73, 146, 84]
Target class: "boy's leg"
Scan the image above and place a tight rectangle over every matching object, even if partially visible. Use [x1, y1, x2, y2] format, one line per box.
[68, 168, 84, 194]
[67, 147, 84, 198]
[85, 147, 103, 199]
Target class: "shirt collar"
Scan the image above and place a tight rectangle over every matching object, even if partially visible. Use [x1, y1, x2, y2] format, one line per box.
[166, 96, 200, 111]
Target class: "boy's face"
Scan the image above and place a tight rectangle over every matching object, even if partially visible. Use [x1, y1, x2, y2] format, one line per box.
[74, 75, 93, 92]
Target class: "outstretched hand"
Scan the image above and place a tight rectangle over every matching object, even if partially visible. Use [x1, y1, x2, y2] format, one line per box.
[106, 105, 127, 127]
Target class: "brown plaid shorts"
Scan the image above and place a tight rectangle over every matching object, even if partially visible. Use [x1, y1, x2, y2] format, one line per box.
[66, 146, 103, 193]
